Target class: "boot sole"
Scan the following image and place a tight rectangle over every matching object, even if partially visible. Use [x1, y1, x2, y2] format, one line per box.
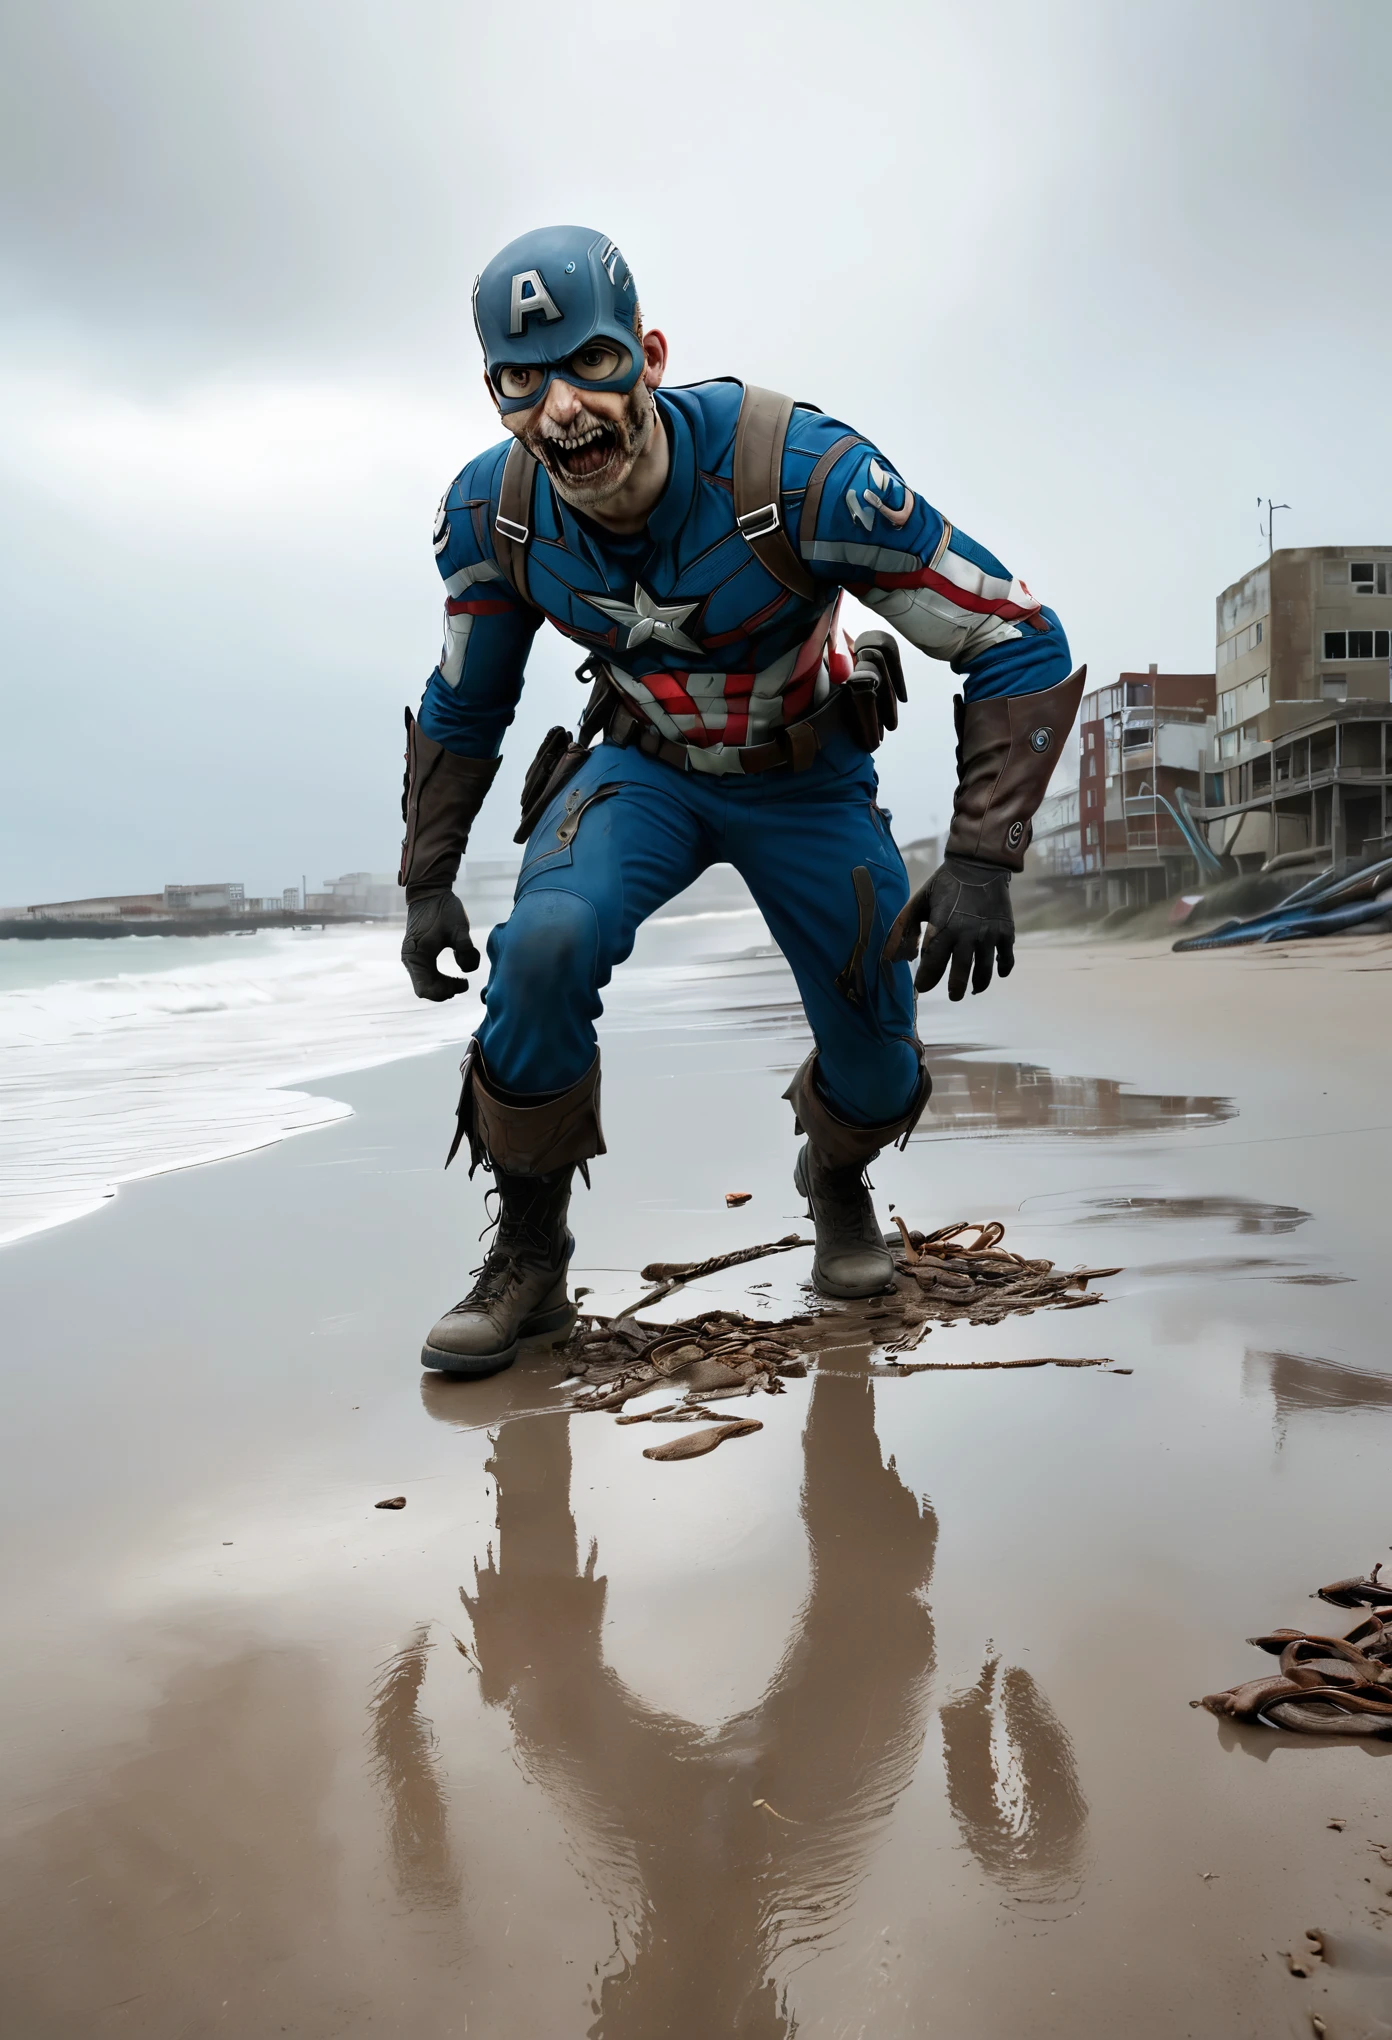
[419, 1299, 577, 1379]
[810, 1257, 895, 1301]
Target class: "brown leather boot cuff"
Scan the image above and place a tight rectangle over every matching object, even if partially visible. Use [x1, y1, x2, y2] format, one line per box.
[399, 709, 502, 898]
[783, 1048, 931, 1170]
[447, 1042, 607, 1176]
[945, 666, 1086, 871]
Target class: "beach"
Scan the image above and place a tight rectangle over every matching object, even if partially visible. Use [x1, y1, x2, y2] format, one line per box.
[3, 905, 1392, 2038]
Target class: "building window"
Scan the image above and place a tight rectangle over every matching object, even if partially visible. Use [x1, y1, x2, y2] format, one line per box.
[1323, 675, 1347, 701]
[1217, 618, 1266, 667]
[1350, 562, 1389, 594]
[1325, 630, 1390, 660]
[1087, 755, 1097, 776]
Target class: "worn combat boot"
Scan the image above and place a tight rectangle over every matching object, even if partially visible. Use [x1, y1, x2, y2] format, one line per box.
[422, 1166, 576, 1377]
[793, 1140, 894, 1298]
[782, 1047, 931, 1302]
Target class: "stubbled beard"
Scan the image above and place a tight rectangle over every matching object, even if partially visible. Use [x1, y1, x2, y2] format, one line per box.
[522, 385, 654, 507]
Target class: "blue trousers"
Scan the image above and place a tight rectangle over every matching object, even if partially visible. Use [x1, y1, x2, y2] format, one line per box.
[475, 728, 921, 1128]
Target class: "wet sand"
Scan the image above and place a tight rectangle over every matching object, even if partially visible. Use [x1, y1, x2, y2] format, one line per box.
[3, 920, 1392, 2037]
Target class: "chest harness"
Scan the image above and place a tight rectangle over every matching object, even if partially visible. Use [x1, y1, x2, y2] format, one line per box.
[496, 387, 904, 838]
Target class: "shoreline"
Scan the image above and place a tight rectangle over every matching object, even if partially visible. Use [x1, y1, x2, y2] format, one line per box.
[3, 927, 1392, 2034]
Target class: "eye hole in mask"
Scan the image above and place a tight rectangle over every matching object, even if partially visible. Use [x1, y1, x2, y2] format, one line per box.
[493, 342, 634, 407]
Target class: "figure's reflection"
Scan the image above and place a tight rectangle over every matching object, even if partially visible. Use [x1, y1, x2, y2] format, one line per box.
[939, 1654, 1088, 1906]
[367, 1624, 462, 1910]
[420, 1355, 1087, 2029]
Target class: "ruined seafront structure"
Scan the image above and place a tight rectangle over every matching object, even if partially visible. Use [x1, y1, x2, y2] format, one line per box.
[1077, 667, 1216, 911]
[1200, 547, 1392, 875]
[1026, 666, 1218, 912]
[4, 874, 404, 939]
[1030, 546, 1392, 915]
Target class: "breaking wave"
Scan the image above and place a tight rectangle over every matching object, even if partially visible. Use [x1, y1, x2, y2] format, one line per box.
[0, 927, 481, 1246]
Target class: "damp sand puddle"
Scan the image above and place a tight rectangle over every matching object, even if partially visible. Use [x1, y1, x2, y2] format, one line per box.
[2, 932, 1392, 2036]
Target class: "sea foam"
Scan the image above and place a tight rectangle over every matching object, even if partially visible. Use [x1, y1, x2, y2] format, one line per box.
[0, 927, 480, 1245]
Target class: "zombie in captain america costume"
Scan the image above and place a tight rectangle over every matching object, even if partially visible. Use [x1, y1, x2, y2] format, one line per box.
[398, 225, 1084, 1377]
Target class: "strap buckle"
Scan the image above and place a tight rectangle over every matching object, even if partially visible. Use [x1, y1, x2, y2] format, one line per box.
[736, 503, 781, 541]
[495, 514, 529, 544]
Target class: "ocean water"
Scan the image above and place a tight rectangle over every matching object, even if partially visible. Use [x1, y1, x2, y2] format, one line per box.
[0, 926, 484, 1247]
[0, 871, 774, 1249]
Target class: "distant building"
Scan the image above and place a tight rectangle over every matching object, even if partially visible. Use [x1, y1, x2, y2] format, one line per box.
[164, 882, 245, 913]
[460, 857, 522, 925]
[282, 886, 301, 912]
[1027, 786, 1081, 879]
[1077, 666, 1216, 908]
[26, 893, 164, 920]
[305, 872, 403, 918]
[898, 836, 942, 895]
[1199, 548, 1392, 869]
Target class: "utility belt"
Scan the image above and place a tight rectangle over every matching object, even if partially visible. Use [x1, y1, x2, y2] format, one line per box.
[514, 655, 901, 845]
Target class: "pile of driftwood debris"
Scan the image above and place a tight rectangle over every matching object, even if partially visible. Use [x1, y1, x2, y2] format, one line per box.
[1196, 1567, 1392, 1737]
[561, 1221, 1122, 1456]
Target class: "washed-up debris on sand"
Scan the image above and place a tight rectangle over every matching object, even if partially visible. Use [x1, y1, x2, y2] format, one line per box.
[1195, 1566, 1392, 1736]
[564, 1222, 1123, 1444]
[1174, 852, 1392, 952]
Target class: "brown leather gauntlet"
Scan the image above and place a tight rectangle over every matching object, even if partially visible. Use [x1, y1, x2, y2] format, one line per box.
[398, 709, 502, 902]
[945, 666, 1086, 871]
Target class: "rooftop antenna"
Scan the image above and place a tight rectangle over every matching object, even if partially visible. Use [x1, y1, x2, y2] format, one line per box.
[1258, 497, 1290, 560]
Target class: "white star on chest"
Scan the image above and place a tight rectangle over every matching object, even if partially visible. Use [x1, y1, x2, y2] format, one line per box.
[589, 582, 703, 656]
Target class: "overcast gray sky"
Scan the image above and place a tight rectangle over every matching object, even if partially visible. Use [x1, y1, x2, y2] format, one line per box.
[2, 0, 1389, 903]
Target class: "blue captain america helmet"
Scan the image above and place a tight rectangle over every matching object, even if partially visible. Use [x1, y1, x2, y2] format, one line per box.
[472, 225, 645, 415]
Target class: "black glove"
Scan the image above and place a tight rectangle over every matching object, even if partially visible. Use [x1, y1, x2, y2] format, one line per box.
[401, 891, 480, 1001]
[886, 855, 1014, 1001]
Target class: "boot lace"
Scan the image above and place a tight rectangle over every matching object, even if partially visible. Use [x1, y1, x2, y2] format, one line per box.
[448, 1188, 556, 1313]
[809, 1155, 882, 1245]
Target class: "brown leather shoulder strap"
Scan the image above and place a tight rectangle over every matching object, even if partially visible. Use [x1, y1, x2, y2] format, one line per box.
[732, 384, 817, 602]
[801, 431, 863, 560]
[493, 439, 539, 609]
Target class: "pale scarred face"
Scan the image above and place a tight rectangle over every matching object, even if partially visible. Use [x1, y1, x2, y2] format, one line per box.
[488, 330, 668, 511]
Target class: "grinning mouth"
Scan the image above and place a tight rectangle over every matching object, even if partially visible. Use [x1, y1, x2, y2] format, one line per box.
[540, 418, 621, 485]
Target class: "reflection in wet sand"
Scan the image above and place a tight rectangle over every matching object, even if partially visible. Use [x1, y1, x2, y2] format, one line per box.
[724, 993, 1233, 1141]
[1244, 1347, 1392, 1421]
[917, 1058, 1233, 1139]
[940, 1655, 1088, 1909]
[1084, 1195, 1309, 1232]
[0, 1644, 351, 2034]
[424, 1347, 1091, 2028]
[368, 1625, 462, 1910]
[441, 1354, 939, 2035]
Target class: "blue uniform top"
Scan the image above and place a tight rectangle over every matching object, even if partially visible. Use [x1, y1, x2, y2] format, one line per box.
[419, 380, 1069, 763]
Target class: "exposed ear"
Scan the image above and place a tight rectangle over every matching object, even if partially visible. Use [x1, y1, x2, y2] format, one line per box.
[641, 328, 668, 389]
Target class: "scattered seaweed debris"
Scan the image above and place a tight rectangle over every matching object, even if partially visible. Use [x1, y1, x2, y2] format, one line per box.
[1195, 1571, 1392, 1737]
[615, 1233, 812, 1319]
[879, 1221, 1121, 1346]
[643, 1419, 763, 1462]
[562, 1221, 1122, 1446]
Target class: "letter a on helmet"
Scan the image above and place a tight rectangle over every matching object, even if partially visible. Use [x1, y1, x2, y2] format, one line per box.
[508, 269, 563, 335]
[473, 224, 644, 414]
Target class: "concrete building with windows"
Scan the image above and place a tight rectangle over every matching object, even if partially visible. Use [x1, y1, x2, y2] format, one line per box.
[1077, 666, 1216, 908]
[1027, 784, 1081, 880]
[1200, 548, 1392, 869]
